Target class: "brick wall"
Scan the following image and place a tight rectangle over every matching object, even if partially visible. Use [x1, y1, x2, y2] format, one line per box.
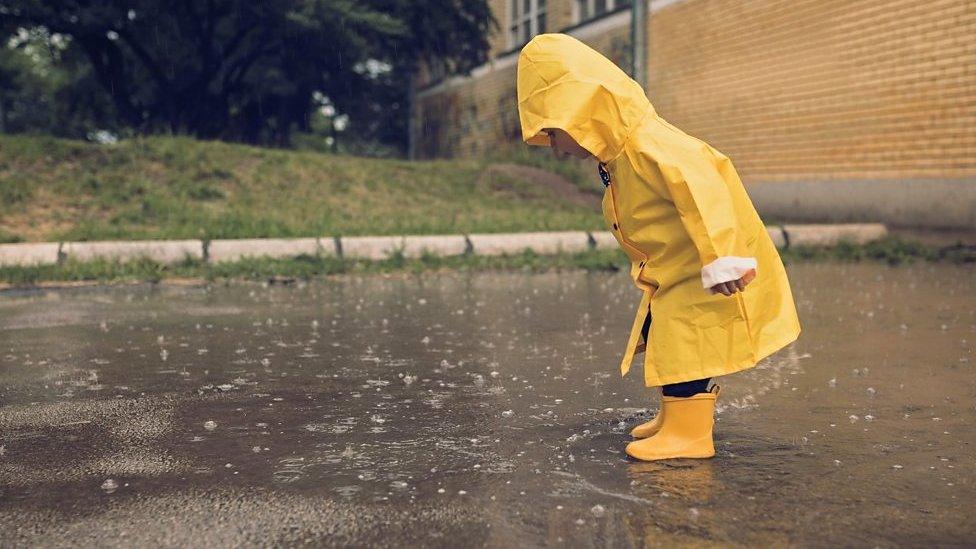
[414, 0, 976, 184]
[487, 0, 509, 58]
[415, 1, 631, 158]
[415, 63, 521, 158]
[646, 0, 976, 182]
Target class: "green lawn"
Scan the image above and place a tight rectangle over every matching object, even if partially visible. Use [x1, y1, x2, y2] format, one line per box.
[0, 135, 602, 243]
[2, 135, 971, 287]
[0, 235, 971, 288]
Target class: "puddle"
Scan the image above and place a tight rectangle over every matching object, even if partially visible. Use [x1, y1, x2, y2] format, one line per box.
[0, 263, 973, 546]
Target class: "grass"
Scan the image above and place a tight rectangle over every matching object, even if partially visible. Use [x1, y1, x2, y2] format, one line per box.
[0, 248, 627, 287]
[1, 134, 970, 286]
[780, 235, 976, 266]
[0, 236, 971, 289]
[0, 134, 605, 243]
[483, 143, 597, 194]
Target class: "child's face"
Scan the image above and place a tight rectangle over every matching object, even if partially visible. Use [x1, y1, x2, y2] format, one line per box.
[544, 128, 592, 160]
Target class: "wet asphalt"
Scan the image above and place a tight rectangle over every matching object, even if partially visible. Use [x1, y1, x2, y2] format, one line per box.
[0, 262, 974, 547]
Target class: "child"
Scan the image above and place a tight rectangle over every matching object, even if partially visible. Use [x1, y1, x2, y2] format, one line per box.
[516, 34, 801, 461]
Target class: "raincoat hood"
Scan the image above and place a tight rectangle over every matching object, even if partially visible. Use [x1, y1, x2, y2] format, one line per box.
[517, 33, 654, 162]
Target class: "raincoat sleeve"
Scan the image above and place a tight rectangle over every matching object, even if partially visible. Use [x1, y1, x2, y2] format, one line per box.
[642, 151, 757, 292]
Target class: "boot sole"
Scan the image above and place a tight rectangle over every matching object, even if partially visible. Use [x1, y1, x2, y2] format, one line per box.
[625, 449, 715, 461]
[625, 436, 715, 461]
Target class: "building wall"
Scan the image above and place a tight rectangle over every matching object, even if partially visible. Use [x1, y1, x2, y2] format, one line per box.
[414, 60, 521, 159]
[412, 0, 976, 226]
[415, 2, 632, 158]
[647, 0, 976, 183]
[486, 0, 579, 58]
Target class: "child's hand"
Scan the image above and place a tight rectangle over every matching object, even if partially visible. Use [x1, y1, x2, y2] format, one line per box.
[709, 269, 756, 296]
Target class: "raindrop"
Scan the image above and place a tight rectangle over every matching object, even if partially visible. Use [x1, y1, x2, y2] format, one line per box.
[100, 479, 118, 493]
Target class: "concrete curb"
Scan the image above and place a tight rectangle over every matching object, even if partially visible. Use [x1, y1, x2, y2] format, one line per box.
[468, 231, 591, 256]
[0, 223, 890, 267]
[61, 240, 202, 264]
[0, 242, 61, 267]
[589, 231, 620, 250]
[208, 238, 332, 263]
[766, 226, 788, 249]
[340, 235, 468, 260]
[401, 235, 470, 258]
[781, 223, 887, 247]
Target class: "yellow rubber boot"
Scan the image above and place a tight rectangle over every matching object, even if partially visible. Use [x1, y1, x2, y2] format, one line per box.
[625, 385, 720, 461]
[630, 411, 663, 439]
[630, 388, 665, 438]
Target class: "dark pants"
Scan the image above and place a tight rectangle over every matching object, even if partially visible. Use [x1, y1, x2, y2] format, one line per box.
[640, 312, 711, 397]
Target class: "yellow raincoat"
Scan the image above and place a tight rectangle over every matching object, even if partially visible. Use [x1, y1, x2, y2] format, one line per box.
[517, 34, 801, 386]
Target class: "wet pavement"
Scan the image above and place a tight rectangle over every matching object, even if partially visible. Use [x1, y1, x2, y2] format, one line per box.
[0, 262, 973, 547]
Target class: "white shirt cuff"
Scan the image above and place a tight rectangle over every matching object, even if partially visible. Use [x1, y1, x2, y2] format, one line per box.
[701, 256, 758, 289]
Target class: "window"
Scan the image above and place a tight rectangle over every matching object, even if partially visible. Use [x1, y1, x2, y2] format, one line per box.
[574, 0, 629, 23]
[509, 0, 547, 48]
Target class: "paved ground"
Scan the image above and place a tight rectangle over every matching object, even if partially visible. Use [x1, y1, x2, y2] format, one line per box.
[0, 263, 973, 547]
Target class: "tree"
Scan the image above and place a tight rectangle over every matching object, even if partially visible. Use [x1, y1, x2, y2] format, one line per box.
[0, 0, 495, 149]
[0, 27, 116, 137]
